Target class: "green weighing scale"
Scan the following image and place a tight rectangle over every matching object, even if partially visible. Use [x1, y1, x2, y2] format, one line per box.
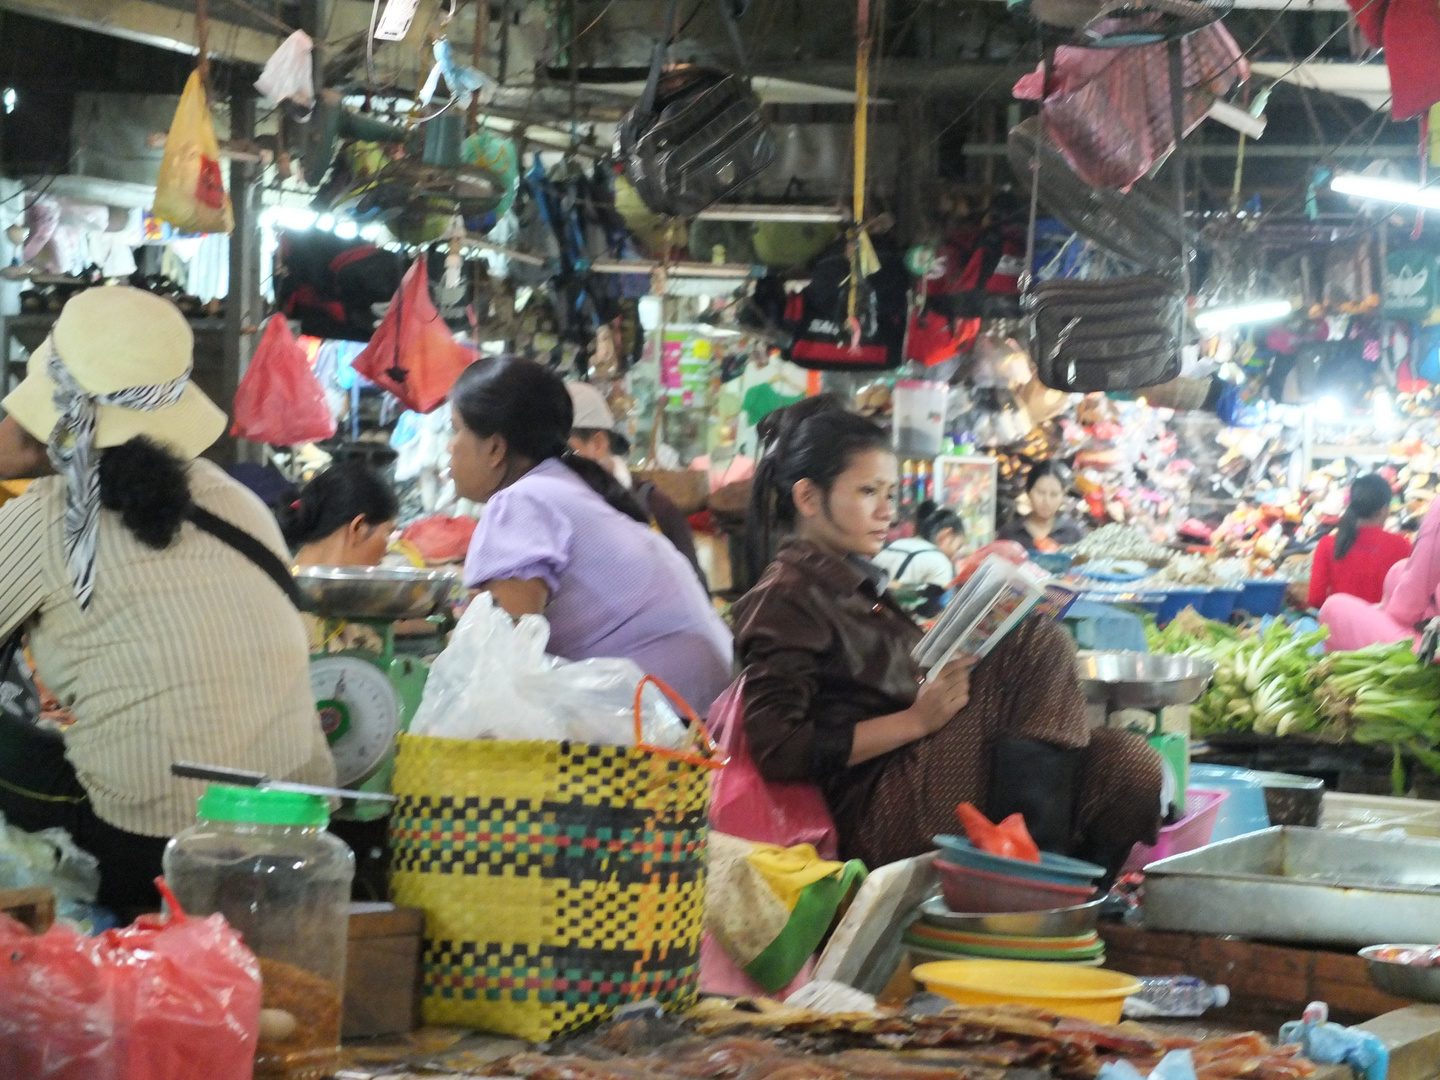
[293, 566, 458, 820]
[1076, 651, 1217, 819]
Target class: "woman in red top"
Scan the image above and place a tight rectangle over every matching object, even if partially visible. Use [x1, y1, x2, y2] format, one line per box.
[1308, 474, 1410, 607]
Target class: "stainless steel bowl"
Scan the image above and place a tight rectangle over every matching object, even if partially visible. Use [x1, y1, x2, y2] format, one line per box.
[1076, 650, 1216, 709]
[293, 566, 459, 620]
[1359, 945, 1440, 1003]
[918, 895, 1105, 937]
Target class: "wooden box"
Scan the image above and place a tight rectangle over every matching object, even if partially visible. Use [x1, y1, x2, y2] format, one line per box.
[343, 902, 423, 1039]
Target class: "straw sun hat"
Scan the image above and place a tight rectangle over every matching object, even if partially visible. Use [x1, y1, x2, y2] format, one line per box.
[3, 285, 226, 458]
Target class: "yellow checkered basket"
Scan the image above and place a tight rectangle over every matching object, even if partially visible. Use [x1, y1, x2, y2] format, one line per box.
[389, 677, 723, 1041]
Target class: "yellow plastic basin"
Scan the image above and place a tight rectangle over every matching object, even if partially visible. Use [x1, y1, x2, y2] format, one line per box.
[912, 959, 1142, 1023]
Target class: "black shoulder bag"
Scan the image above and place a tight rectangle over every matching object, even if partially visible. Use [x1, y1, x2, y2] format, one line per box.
[614, 0, 777, 218]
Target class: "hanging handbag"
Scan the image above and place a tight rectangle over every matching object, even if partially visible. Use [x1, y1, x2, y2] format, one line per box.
[1020, 56, 1184, 393]
[615, 0, 777, 218]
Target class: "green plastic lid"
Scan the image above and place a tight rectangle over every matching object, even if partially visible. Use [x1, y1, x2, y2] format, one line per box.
[196, 784, 329, 827]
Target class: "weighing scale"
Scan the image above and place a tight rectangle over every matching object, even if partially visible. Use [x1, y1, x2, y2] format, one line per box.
[1076, 650, 1216, 818]
[295, 566, 458, 820]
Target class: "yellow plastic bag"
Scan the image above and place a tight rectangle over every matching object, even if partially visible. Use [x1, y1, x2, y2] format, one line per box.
[153, 70, 234, 234]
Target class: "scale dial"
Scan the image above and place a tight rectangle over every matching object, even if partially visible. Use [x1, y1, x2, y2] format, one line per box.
[310, 655, 402, 787]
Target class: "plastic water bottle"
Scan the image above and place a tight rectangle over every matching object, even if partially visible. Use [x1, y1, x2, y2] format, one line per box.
[1123, 975, 1231, 1018]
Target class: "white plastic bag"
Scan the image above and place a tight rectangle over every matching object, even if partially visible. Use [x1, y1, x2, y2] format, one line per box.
[254, 30, 315, 109]
[409, 594, 689, 750]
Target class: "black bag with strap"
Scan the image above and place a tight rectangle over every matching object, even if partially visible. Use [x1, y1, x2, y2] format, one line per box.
[615, 0, 776, 218]
[1020, 53, 1184, 394]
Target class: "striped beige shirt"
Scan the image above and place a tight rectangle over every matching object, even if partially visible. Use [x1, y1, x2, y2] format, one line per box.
[0, 459, 335, 837]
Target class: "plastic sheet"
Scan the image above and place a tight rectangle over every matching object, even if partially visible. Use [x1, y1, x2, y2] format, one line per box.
[1012, 25, 1246, 192]
[408, 593, 688, 749]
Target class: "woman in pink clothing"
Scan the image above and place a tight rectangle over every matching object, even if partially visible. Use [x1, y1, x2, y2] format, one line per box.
[1320, 505, 1440, 652]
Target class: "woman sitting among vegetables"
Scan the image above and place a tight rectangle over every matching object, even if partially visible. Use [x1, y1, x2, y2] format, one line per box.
[1321, 494, 1440, 653]
[730, 396, 1161, 873]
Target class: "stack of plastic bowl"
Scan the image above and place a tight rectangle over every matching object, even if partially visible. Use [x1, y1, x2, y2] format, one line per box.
[909, 836, 1107, 965]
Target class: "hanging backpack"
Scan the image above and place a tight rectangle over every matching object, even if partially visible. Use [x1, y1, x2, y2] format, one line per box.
[614, 0, 776, 218]
[782, 234, 910, 371]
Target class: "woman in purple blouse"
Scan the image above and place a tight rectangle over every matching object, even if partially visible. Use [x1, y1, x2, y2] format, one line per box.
[449, 357, 733, 714]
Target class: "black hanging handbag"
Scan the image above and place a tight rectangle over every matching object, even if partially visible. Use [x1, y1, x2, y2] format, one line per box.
[614, 0, 776, 218]
[1019, 55, 1185, 394]
[1028, 275, 1183, 391]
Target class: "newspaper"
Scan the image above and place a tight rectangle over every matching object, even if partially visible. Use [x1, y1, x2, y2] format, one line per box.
[911, 556, 1078, 678]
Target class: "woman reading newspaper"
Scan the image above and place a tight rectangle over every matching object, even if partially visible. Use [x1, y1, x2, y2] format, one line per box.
[732, 397, 1160, 874]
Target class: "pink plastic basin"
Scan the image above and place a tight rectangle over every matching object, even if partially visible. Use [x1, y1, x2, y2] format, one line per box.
[1122, 787, 1228, 873]
[935, 858, 1098, 914]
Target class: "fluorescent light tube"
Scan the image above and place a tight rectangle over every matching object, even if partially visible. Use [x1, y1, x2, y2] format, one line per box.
[1331, 173, 1440, 211]
[1195, 299, 1293, 332]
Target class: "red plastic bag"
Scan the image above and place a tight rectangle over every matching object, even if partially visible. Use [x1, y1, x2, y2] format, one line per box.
[231, 314, 337, 445]
[352, 258, 478, 414]
[706, 677, 838, 859]
[957, 802, 1041, 863]
[400, 514, 477, 563]
[0, 881, 260, 1080]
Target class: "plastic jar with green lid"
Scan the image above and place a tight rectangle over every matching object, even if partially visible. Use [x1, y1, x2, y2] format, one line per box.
[163, 784, 354, 1080]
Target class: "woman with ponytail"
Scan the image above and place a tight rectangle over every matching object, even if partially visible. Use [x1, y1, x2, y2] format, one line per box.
[449, 356, 731, 713]
[0, 288, 333, 912]
[732, 395, 1161, 874]
[1307, 474, 1407, 608]
[280, 461, 399, 567]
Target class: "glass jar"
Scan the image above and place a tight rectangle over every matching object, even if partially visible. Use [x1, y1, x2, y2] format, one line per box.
[164, 785, 355, 1080]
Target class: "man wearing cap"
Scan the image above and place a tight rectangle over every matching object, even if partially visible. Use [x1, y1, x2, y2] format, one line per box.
[565, 381, 706, 586]
[0, 286, 335, 913]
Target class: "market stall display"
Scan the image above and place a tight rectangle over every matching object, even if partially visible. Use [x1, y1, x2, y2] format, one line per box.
[474, 998, 1320, 1080]
[1151, 612, 1440, 789]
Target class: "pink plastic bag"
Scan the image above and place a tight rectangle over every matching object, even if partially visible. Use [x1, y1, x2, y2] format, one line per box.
[352, 259, 478, 414]
[706, 677, 839, 859]
[231, 314, 337, 445]
[0, 882, 261, 1080]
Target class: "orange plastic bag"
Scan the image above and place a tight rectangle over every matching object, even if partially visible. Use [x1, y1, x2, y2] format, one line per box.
[153, 70, 234, 234]
[0, 881, 261, 1080]
[352, 259, 478, 413]
[957, 802, 1041, 863]
[231, 314, 337, 445]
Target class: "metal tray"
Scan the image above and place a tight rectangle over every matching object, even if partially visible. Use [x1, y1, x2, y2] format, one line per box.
[1142, 826, 1440, 947]
[1076, 650, 1216, 709]
[294, 566, 459, 620]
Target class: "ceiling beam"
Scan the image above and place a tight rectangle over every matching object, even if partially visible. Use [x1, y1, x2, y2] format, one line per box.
[0, 0, 283, 66]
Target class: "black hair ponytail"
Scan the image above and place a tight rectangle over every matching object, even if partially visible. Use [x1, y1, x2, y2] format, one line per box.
[98, 436, 193, 549]
[450, 356, 649, 525]
[1334, 473, 1394, 560]
[744, 394, 891, 581]
[916, 499, 963, 543]
[277, 461, 399, 550]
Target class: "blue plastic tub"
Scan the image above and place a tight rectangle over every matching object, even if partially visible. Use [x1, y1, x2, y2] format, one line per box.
[1188, 765, 1276, 841]
[932, 835, 1105, 887]
[1157, 588, 1209, 625]
[1199, 587, 1242, 622]
[1238, 579, 1289, 617]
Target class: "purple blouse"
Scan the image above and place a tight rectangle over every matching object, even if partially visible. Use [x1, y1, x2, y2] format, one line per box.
[464, 457, 733, 713]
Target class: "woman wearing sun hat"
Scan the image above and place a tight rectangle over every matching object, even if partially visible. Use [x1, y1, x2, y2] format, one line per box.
[0, 286, 335, 913]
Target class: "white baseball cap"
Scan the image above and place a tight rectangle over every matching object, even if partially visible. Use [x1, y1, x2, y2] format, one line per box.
[565, 381, 617, 432]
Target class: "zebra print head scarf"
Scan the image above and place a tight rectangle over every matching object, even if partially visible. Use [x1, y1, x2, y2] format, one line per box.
[43, 338, 191, 609]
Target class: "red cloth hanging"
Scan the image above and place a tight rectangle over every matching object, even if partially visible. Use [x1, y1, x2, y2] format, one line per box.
[1347, 0, 1440, 120]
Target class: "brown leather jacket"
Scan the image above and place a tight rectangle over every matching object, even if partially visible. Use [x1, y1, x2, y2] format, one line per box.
[730, 538, 922, 841]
